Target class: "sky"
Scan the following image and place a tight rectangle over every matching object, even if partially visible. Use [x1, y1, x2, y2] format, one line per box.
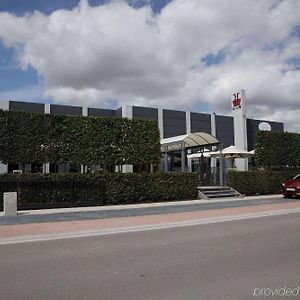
[0, 0, 300, 132]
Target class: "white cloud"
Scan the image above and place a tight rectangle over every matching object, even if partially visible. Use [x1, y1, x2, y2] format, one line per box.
[0, 0, 300, 132]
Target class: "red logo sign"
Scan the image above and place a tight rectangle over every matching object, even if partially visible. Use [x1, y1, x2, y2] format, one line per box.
[232, 93, 241, 110]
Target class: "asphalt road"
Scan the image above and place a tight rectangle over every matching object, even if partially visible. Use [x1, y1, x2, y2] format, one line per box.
[0, 196, 296, 225]
[1, 212, 300, 300]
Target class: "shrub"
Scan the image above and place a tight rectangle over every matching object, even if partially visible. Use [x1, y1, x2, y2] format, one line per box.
[0, 173, 106, 209]
[105, 172, 198, 204]
[255, 131, 300, 168]
[0, 172, 198, 209]
[228, 170, 299, 196]
[0, 110, 161, 165]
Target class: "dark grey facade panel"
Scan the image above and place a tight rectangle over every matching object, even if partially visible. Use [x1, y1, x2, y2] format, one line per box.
[88, 107, 115, 117]
[163, 127, 185, 138]
[247, 119, 284, 150]
[50, 104, 82, 115]
[190, 112, 211, 134]
[215, 115, 234, 147]
[115, 107, 122, 118]
[9, 101, 44, 113]
[6, 100, 285, 150]
[132, 106, 158, 121]
[163, 109, 186, 138]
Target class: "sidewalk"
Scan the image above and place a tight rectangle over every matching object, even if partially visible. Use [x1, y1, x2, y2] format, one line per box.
[0, 194, 283, 217]
[0, 195, 285, 226]
[2, 194, 300, 245]
[1, 198, 300, 245]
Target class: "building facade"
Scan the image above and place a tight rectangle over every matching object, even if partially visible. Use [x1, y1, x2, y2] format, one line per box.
[0, 94, 284, 173]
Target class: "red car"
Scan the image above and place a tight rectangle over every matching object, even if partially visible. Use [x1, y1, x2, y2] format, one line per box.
[282, 174, 300, 198]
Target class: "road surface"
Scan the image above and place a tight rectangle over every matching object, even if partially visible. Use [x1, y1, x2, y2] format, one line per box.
[1, 211, 300, 300]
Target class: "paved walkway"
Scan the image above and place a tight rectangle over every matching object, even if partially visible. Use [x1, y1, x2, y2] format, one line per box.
[0, 195, 289, 225]
[1, 195, 300, 244]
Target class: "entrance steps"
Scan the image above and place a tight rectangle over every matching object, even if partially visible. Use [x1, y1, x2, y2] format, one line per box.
[197, 186, 242, 200]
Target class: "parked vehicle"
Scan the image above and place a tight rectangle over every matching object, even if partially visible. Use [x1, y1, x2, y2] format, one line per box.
[282, 174, 300, 198]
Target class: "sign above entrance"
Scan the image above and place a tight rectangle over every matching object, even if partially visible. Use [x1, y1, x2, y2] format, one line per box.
[232, 92, 242, 110]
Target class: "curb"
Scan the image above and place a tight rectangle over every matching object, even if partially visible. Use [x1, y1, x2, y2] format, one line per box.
[0, 194, 283, 217]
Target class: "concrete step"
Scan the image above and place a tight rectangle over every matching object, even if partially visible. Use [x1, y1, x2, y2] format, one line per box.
[197, 186, 242, 200]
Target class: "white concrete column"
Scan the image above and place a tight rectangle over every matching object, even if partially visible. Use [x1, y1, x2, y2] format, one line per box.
[219, 146, 224, 186]
[211, 112, 216, 137]
[122, 165, 133, 173]
[81, 165, 89, 173]
[210, 113, 217, 175]
[185, 112, 191, 172]
[0, 100, 9, 173]
[187, 158, 192, 172]
[42, 163, 50, 174]
[81, 107, 88, 173]
[82, 106, 88, 117]
[150, 164, 154, 173]
[158, 108, 164, 139]
[45, 103, 50, 114]
[121, 106, 133, 172]
[122, 105, 133, 119]
[186, 111, 191, 134]
[43, 104, 51, 173]
[0, 163, 8, 173]
[232, 89, 248, 171]
[0, 100, 9, 110]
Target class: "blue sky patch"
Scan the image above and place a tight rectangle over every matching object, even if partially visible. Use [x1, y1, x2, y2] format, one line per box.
[0, 0, 80, 16]
[0, 67, 39, 91]
[0, 0, 170, 16]
[290, 25, 300, 39]
[0, 42, 40, 92]
[128, 0, 172, 13]
[285, 56, 300, 70]
[202, 50, 226, 67]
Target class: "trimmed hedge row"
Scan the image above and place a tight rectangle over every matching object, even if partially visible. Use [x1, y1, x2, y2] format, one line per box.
[105, 172, 198, 204]
[0, 172, 198, 209]
[228, 170, 299, 196]
[256, 131, 300, 167]
[0, 109, 161, 165]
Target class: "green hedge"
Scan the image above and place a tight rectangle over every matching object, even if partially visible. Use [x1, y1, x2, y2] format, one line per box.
[105, 172, 198, 204]
[0, 173, 106, 208]
[0, 110, 160, 165]
[228, 170, 299, 196]
[256, 131, 300, 167]
[0, 172, 198, 209]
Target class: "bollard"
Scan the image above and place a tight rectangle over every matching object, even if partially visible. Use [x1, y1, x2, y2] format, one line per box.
[4, 192, 17, 216]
